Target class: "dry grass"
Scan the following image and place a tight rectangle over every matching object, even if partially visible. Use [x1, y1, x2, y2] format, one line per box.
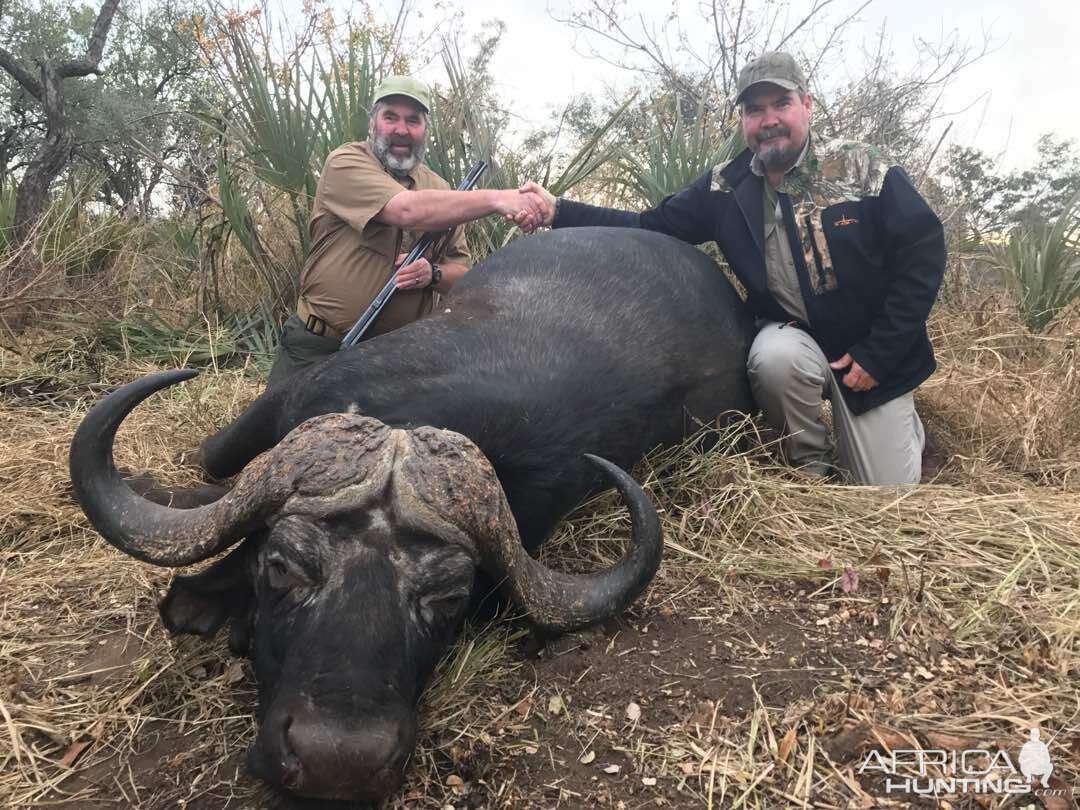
[920, 287, 1080, 489]
[1, 293, 1078, 809]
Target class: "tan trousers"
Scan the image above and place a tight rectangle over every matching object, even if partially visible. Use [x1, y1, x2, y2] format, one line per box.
[747, 322, 925, 485]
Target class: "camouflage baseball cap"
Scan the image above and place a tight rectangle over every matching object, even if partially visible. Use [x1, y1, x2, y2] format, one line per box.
[373, 75, 431, 112]
[735, 52, 807, 103]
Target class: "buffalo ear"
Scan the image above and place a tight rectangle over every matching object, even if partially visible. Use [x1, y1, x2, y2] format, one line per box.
[159, 539, 257, 640]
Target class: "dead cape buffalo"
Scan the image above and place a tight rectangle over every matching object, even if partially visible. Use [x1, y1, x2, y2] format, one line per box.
[69, 226, 754, 804]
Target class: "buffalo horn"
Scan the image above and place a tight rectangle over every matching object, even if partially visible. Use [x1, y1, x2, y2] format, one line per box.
[483, 454, 663, 632]
[69, 370, 290, 567]
[391, 433, 663, 633]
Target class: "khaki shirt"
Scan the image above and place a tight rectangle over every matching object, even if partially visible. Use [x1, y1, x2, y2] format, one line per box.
[751, 137, 811, 325]
[299, 141, 471, 338]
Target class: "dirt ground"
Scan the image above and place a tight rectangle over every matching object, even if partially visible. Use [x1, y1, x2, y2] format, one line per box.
[13, 577, 917, 809]
[6, 547, 1075, 810]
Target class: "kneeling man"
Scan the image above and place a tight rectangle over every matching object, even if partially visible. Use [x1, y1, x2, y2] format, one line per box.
[521, 52, 945, 484]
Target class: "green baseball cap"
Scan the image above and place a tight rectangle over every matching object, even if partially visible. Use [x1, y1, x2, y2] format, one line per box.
[373, 75, 431, 112]
[735, 52, 808, 103]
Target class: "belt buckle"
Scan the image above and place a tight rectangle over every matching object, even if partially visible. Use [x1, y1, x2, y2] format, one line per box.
[305, 314, 327, 336]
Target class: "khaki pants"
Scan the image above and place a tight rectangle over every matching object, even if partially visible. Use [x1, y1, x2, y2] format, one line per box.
[266, 314, 340, 389]
[747, 321, 925, 485]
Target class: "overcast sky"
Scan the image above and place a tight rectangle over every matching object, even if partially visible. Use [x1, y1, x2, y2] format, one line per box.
[349, 0, 1079, 172]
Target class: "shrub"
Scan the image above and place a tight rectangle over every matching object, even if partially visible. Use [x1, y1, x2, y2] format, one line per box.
[987, 191, 1080, 333]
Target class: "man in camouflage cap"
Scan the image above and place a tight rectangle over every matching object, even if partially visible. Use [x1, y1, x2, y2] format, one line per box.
[519, 52, 944, 485]
[267, 75, 551, 386]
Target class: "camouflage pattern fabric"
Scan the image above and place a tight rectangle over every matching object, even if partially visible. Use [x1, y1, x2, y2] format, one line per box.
[710, 136, 895, 297]
[775, 138, 892, 296]
[710, 160, 736, 194]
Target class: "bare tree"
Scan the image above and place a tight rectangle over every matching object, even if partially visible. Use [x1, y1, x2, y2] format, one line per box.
[550, 0, 853, 122]
[811, 22, 993, 167]
[548, 0, 992, 172]
[0, 0, 120, 244]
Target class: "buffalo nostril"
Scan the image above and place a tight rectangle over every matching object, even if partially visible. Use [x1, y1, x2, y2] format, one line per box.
[280, 752, 305, 791]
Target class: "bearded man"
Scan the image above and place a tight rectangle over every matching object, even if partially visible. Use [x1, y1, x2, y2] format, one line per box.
[520, 52, 945, 485]
[267, 75, 549, 386]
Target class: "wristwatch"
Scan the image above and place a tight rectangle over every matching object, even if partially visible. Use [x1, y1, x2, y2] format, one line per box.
[428, 263, 442, 288]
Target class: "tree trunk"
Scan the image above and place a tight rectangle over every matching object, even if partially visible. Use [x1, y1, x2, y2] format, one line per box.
[0, 0, 120, 245]
[141, 162, 165, 217]
[13, 65, 76, 243]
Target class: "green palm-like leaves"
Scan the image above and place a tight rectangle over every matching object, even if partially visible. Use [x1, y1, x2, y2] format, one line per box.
[617, 97, 742, 207]
[314, 31, 377, 168]
[213, 24, 376, 275]
[988, 191, 1080, 332]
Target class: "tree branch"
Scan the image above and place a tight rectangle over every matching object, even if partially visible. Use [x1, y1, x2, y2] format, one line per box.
[56, 0, 121, 78]
[0, 45, 44, 100]
[775, 0, 836, 52]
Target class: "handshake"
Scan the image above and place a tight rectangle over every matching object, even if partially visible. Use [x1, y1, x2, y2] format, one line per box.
[497, 182, 556, 234]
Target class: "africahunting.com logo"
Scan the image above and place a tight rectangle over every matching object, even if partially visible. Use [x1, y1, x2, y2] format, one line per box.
[858, 727, 1069, 798]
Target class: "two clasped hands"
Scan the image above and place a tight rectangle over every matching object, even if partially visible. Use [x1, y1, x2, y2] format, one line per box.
[393, 181, 558, 291]
[499, 181, 557, 233]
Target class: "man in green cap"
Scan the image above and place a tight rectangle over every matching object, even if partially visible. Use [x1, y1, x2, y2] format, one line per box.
[519, 52, 945, 485]
[267, 75, 550, 386]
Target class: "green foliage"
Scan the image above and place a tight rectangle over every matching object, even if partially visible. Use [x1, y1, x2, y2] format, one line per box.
[945, 135, 1080, 234]
[214, 13, 633, 276]
[215, 154, 296, 312]
[207, 19, 379, 308]
[70, 302, 279, 372]
[0, 0, 219, 213]
[616, 97, 743, 207]
[217, 28, 323, 235]
[317, 30, 377, 162]
[212, 20, 379, 221]
[987, 191, 1080, 333]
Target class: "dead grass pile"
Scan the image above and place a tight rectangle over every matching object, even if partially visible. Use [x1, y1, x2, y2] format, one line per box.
[1, 325, 1078, 808]
[539, 422, 1079, 807]
[920, 297, 1080, 488]
[0, 216, 281, 338]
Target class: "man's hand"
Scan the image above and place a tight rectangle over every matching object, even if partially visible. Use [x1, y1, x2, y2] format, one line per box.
[394, 255, 434, 289]
[494, 188, 549, 231]
[829, 353, 878, 392]
[518, 181, 556, 231]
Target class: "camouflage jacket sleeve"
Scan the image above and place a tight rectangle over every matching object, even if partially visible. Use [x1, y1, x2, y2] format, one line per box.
[846, 166, 945, 382]
[554, 169, 718, 247]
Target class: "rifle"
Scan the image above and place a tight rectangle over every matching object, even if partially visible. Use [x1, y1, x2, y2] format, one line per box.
[339, 160, 488, 349]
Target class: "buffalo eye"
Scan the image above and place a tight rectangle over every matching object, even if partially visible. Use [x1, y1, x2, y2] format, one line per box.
[264, 555, 307, 592]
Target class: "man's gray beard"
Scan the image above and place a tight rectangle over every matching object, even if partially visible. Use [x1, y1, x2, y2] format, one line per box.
[371, 132, 427, 175]
[756, 135, 803, 172]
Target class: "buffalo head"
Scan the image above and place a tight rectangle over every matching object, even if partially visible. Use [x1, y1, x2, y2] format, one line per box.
[69, 370, 662, 803]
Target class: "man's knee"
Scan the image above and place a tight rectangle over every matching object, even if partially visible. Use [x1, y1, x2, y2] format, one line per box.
[747, 327, 825, 393]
